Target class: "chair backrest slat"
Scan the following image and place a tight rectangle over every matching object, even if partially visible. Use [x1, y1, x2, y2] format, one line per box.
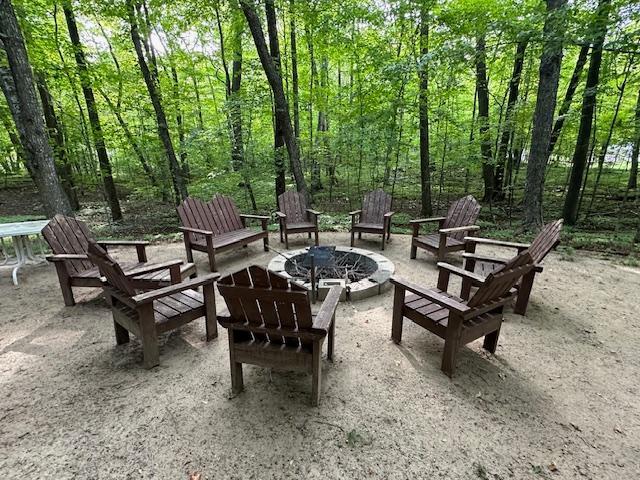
[86, 242, 136, 297]
[42, 214, 96, 274]
[177, 195, 245, 238]
[442, 195, 481, 241]
[278, 190, 307, 224]
[361, 189, 392, 224]
[529, 219, 563, 264]
[468, 250, 533, 308]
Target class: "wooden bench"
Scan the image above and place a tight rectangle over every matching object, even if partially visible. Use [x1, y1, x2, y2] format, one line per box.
[391, 250, 534, 376]
[461, 219, 563, 314]
[349, 189, 395, 250]
[410, 195, 481, 261]
[43, 214, 196, 306]
[87, 242, 219, 369]
[276, 190, 321, 249]
[177, 195, 269, 272]
[217, 265, 342, 406]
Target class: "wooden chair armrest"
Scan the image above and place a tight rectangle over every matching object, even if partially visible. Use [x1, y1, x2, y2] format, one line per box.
[390, 276, 470, 314]
[179, 226, 214, 236]
[123, 259, 184, 278]
[46, 253, 89, 262]
[461, 253, 508, 265]
[464, 236, 530, 250]
[306, 209, 322, 216]
[436, 262, 485, 284]
[275, 211, 287, 219]
[349, 210, 362, 216]
[439, 225, 480, 234]
[132, 273, 220, 305]
[383, 211, 395, 218]
[239, 214, 270, 220]
[409, 217, 446, 224]
[312, 285, 342, 332]
[97, 240, 149, 247]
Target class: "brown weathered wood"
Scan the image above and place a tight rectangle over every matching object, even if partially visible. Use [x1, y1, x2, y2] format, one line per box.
[217, 266, 341, 405]
[462, 219, 563, 314]
[410, 195, 481, 261]
[390, 250, 534, 377]
[177, 195, 269, 271]
[43, 214, 195, 305]
[350, 189, 394, 250]
[277, 190, 320, 249]
[86, 242, 219, 368]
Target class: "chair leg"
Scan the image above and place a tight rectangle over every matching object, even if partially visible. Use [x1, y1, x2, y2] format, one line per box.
[207, 248, 217, 272]
[203, 283, 218, 341]
[350, 230, 355, 247]
[410, 244, 417, 259]
[184, 241, 194, 263]
[514, 271, 535, 315]
[113, 320, 130, 345]
[483, 326, 501, 354]
[311, 340, 322, 406]
[308, 231, 311, 238]
[314, 229, 319, 246]
[441, 319, 462, 377]
[284, 231, 289, 250]
[53, 263, 75, 306]
[263, 234, 269, 252]
[139, 306, 159, 369]
[327, 315, 335, 361]
[358, 232, 362, 239]
[228, 330, 244, 393]
[381, 232, 385, 250]
[391, 285, 405, 343]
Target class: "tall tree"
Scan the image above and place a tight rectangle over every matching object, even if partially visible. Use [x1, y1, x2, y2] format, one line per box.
[418, 2, 432, 215]
[0, 0, 72, 217]
[523, 0, 568, 229]
[563, 0, 612, 225]
[289, 0, 300, 141]
[126, 0, 187, 203]
[62, 0, 122, 220]
[474, 33, 494, 201]
[627, 88, 640, 190]
[240, 0, 309, 203]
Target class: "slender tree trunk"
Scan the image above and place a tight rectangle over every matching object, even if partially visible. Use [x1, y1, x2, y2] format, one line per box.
[0, 0, 72, 217]
[290, 0, 300, 141]
[494, 41, 527, 200]
[230, 11, 245, 173]
[126, 0, 187, 203]
[475, 34, 494, 201]
[563, 0, 612, 225]
[419, 4, 432, 215]
[0, 105, 23, 169]
[241, 0, 309, 202]
[170, 65, 189, 180]
[627, 88, 640, 190]
[63, 1, 122, 220]
[312, 56, 328, 193]
[548, 44, 590, 155]
[523, 0, 568, 230]
[306, 22, 317, 179]
[35, 73, 79, 210]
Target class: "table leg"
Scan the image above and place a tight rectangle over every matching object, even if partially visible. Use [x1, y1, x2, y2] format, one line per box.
[12, 235, 28, 286]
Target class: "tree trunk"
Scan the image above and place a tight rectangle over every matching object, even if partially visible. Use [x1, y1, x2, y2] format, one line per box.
[494, 41, 527, 200]
[126, 0, 187, 204]
[0, 0, 72, 217]
[523, 0, 568, 230]
[290, 0, 300, 141]
[170, 65, 189, 180]
[419, 4, 432, 215]
[548, 44, 590, 155]
[312, 56, 328, 193]
[35, 73, 80, 210]
[63, 1, 121, 220]
[563, 0, 612, 225]
[627, 88, 640, 190]
[264, 0, 286, 199]
[230, 11, 245, 173]
[241, 0, 309, 203]
[475, 34, 494, 202]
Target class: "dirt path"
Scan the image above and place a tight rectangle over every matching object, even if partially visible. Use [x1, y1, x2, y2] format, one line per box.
[0, 233, 638, 479]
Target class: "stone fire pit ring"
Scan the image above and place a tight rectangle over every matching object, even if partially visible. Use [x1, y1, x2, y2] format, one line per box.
[268, 246, 395, 301]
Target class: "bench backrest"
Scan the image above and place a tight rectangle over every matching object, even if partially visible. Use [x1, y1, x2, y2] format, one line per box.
[86, 241, 136, 297]
[42, 214, 95, 274]
[278, 190, 308, 224]
[529, 219, 563, 264]
[360, 189, 392, 224]
[442, 195, 481, 241]
[468, 250, 534, 308]
[217, 266, 313, 346]
[177, 195, 244, 241]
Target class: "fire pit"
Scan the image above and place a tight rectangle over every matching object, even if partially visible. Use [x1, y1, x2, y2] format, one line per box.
[268, 246, 395, 301]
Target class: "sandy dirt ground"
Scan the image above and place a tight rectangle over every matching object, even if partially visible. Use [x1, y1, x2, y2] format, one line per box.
[0, 232, 639, 479]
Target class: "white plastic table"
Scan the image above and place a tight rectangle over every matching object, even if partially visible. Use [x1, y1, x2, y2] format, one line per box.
[0, 220, 49, 285]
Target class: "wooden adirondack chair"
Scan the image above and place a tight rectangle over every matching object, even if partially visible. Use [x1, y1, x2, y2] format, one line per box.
[349, 189, 395, 250]
[410, 195, 481, 261]
[87, 242, 219, 369]
[391, 250, 534, 376]
[216, 265, 342, 406]
[177, 195, 270, 272]
[43, 214, 196, 306]
[461, 219, 563, 315]
[275, 190, 321, 249]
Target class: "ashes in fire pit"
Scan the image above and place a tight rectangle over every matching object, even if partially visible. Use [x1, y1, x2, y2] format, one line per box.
[267, 246, 395, 301]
